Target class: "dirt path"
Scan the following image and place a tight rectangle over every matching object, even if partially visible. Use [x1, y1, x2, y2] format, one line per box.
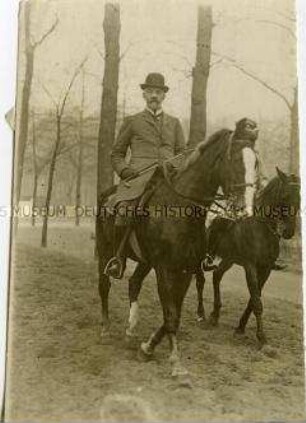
[4, 227, 305, 422]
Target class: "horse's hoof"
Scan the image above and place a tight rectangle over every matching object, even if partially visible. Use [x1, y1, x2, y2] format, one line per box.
[257, 336, 268, 348]
[171, 370, 193, 389]
[234, 326, 245, 336]
[137, 343, 153, 362]
[208, 315, 219, 327]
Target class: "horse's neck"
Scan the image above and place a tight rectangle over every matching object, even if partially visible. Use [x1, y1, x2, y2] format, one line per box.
[173, 154, 220, 205]
[254, 180, 280, 228]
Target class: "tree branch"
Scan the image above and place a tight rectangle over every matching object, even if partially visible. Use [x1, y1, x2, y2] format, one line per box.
[119, 41, 134, 62]
[58, 56, 88, 117]
[84, 70, 103, 86]
[210, 57, 224, 68]
[36, 142, 78, 174]
[33, 15, 59, 48]
[36, 77, 58, 110]
[255, 19, 296, 39]
[212, 51, 292, 110]
[94, 44, 105, 61]
[269, 9, 296, 23]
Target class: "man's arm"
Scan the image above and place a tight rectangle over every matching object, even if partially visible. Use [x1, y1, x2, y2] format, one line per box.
[174, 119, 186, 155]
[110, 117, 133, 177]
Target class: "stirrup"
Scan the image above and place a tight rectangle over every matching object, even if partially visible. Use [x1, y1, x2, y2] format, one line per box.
[104, 257, 126, 279]
[201, 255, 217, 272]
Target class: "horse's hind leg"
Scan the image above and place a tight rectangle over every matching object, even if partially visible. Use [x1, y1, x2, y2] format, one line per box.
[126, 262, 151, 337]
[195, 269, 206, 321]
[209, 259, 233, 326]
[98, 256, 111, 339]
[235, 266, 271, 338]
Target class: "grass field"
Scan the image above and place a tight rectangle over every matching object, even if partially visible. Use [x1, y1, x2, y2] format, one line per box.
[4, 224, 305, 422]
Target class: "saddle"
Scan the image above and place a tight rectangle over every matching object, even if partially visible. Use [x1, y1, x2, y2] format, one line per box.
[100, 166, 172, 269]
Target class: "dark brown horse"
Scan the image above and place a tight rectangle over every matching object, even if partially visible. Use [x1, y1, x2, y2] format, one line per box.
[96, 129, 257, 381]
[205, 168, 300, 345]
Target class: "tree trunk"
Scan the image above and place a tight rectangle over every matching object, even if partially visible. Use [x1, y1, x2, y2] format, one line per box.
[97, 3, 120, 200]
[188, 5, 212, 148]
[31, 112, 38, 227]
[75, 69, 85, 226]
[289, 85, 299, 175]
[14, 1, 34, 230]
[31, 174, 38, 227]
[41, 116, 61, 247]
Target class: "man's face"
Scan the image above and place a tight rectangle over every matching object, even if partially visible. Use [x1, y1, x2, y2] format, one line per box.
[143, 87, 166, 111]
[236, 118, 259, 142]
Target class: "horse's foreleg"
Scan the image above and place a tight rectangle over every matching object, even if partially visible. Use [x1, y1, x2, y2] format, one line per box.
[235, 298, 252, 334]
[98, 257, 111, 338]
[156, 267, 192, 380]
[126, 262, 151, 337]
[195, 269, 205, 321]
[140, 324, 166, 357]
[209, 259, 232, 326]
[236, 266, 271, 337]
[244, 264, 266, 345]
[140, 266, 192, 377]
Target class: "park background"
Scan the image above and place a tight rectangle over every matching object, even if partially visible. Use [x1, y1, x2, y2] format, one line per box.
[0, 2, 306, 422]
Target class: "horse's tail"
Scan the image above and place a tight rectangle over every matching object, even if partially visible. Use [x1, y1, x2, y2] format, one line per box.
[207, 217, 234, 257]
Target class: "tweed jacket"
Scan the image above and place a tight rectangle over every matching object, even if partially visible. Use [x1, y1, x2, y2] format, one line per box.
[107, 110, 186, 205]
[111, 109, 186, 176]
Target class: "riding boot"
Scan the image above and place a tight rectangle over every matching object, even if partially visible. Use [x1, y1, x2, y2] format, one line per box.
[201, 254, 219, 271]
[104, 226, 132, 279]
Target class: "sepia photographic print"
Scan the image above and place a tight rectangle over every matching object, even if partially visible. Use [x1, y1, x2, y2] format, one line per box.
[2, 0, 305, 421]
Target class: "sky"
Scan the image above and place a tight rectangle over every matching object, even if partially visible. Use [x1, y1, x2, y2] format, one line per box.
[16, 0, 297, 133]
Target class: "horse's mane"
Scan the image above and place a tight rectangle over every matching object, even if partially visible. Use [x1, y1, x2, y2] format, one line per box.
[179, 129, 232, 173]
[255, 176, 280, 207]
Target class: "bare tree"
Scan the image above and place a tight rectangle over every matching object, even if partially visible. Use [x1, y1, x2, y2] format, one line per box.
[40, 58, 87, 247]
[97, 3, 121, 200]
[188, 5, 213, 148]
[212, 11, 298, 174]
[14, 1, 58, 219]
[30, 111, 38, 226]
[213, 49, 298, 174]
[75, 67, 86, 226]
[30, 111, 77, 227]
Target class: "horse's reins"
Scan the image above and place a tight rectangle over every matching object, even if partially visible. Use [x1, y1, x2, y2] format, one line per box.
[122, 148, 195, 187]
[122, 138, 260, 214]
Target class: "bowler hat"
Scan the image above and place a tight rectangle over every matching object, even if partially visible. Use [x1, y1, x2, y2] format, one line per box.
[140, 73, 169, 92]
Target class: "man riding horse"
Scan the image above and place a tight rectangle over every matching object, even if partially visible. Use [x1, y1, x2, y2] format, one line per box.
[104, 72, 267, 278]
[97, 101, 270, 379]
[105, 73, 186, 278]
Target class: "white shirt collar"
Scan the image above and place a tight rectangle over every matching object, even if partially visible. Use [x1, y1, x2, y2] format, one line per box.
[146, 107, 163, 117]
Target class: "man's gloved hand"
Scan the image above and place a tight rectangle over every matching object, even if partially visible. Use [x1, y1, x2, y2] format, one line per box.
[164, 161, 178, 179]
[120, 167, 138, 181]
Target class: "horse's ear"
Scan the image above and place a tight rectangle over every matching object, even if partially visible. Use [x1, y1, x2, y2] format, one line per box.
[276, 167, 288, 183]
